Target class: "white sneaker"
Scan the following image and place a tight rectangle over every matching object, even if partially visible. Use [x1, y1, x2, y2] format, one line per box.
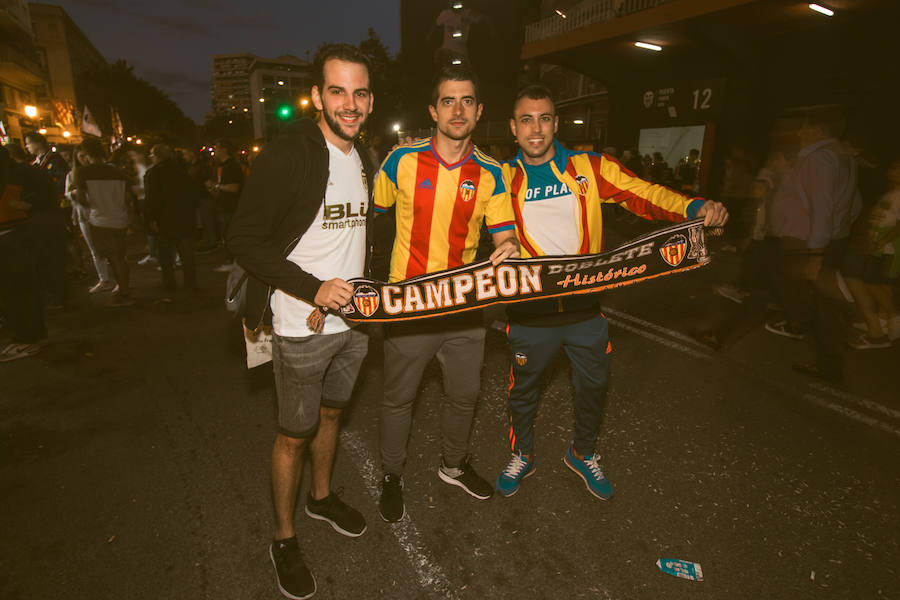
[0, 341, 44, 362]
[138, 254, 157, 266]
[88, 281, 115, 294]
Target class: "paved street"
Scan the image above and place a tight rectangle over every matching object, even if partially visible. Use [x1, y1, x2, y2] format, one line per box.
[2, 226, 899, 600]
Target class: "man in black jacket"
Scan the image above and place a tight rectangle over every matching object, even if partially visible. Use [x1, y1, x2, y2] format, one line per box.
[227, 44, 375, 600]
[145, 144, 199, 290]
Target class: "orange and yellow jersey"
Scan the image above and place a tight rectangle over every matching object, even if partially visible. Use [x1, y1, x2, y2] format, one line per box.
[502, 140, 704, 258]
[374, 138, 515, 282]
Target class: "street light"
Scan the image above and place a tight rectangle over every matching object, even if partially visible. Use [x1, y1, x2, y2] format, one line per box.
[62, 131, 71, 138]
[38, 128, 47, 135]
[392, 123, 401, 132]
[300, 98, 309, 108]
[24, 105, 38, 118]
[252, 146, 260, 152]
[135, 138, 143, 145]
[808, 3, 834, 16]
[635, 41, 662, 51]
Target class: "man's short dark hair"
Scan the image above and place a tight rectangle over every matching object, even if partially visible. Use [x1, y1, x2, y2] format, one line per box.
[78, 138, 106, 160]
[430, 65, 480, 107]
[24, 131, 48, 147]
[312, 43, 371, 91]
[512, 84, 555, 115]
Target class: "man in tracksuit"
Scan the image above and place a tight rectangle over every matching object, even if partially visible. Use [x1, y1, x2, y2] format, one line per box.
[227, 44, 375, 600]
[497, 84, 728, 500]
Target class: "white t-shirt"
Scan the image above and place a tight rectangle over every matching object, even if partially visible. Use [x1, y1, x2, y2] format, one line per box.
[271, 140, 368, 336]
[520, 161, 580, 255]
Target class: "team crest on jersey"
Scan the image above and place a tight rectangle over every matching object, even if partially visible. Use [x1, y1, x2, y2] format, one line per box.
[515, 352, 527, 366]
[352, 285, 380, 317]
[659, 234, 687, 266]
[575, 174, 590, 196]
[459, 179, 476, 202]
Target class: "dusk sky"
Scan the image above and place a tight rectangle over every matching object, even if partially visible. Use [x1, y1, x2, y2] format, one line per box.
[54, 0, 401, 122]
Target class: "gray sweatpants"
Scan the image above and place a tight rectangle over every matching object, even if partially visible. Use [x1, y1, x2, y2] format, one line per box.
[380, 312, 485, 475]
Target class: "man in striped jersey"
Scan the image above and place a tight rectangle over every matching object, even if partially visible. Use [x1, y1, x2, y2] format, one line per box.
[497, 84, 728, 501]
[373, 66, 520, 522]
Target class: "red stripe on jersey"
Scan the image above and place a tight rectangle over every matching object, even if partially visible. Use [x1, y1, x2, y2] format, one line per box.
[510, 167, 540, 257]
[566, 159, 591, 254]
[590, 154, 683, 222]
[406, 153, 440, 279]
[446, 160, 481, 268]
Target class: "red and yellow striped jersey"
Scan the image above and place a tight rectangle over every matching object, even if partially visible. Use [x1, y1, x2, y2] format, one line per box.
[502, 140, 704, 258]
[374, 138, 515, 282]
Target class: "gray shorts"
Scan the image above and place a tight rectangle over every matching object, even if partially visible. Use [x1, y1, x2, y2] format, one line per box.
[272, 327, 368, 438]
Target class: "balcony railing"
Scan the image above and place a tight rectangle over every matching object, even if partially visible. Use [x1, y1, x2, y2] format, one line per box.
[524, 0, 674, 43]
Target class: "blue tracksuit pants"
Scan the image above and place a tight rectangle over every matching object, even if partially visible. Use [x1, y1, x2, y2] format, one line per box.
[506, 314, 611, 457]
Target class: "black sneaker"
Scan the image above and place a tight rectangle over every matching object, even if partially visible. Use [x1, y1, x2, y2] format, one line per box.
[304, 491, 366, 537]
[379, 473, 405, 522]
[269, 537, 316, 600]
[438, 455, 494, 500]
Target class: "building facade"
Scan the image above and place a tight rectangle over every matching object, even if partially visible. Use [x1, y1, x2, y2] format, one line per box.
[0, 0, 45, 145]
[210, 53, 256, 117]
[248, 54, 311, 141]
[29, 2, 107, 144]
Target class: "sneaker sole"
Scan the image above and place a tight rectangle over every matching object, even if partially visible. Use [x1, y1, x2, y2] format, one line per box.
[437, 468, 493, 500]
[268, 545, 316, 600]
[764, 323, 805, 340]
[304, 506, 366, 538]
[379, 503, 406, 523]
[497, 466, 536, 498]
[564, 455, 612, 501]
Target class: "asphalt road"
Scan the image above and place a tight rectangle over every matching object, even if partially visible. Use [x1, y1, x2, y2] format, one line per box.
[2, 227, 898, 600]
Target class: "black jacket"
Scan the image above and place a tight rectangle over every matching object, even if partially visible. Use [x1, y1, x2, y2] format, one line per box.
[145, 159, 200, 239]
[226, 119, 375, 330]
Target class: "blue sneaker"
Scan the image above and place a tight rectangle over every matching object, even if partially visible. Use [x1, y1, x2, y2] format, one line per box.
[564, 443, 614, 500]
[496, 451, 535, 497]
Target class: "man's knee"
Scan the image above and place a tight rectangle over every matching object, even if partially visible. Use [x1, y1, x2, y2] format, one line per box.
[320, 405, 342, 422]
[274, 432, 310, 455]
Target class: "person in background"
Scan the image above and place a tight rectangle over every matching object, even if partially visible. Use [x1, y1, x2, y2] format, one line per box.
[0, 146, 55, 361]
[183, 147, 217, 253]
[72, 139, 134, 307]
[24, 131, 69, 308]
[843, 158, 900, 347]
[766, 108, 862, 382]
[129, 147, 155, 266]
[209, 139, 244, 272]
[145, 145, 198, 290]
[65, 148, 113, 294]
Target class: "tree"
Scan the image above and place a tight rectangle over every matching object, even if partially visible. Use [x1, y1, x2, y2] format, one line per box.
[79, 60, 197, 146]
[357, 29, 402, 149]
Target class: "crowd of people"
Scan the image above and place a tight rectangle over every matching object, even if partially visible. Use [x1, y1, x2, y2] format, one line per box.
[691, 109, 900, 382]
[0, 131, 247, 362]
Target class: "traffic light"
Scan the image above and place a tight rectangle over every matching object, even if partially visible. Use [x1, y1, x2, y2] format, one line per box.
[276, 104, 293, 120]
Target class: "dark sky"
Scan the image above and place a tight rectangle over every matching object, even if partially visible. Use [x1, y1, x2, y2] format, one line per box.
[54, 0, 401, 122]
